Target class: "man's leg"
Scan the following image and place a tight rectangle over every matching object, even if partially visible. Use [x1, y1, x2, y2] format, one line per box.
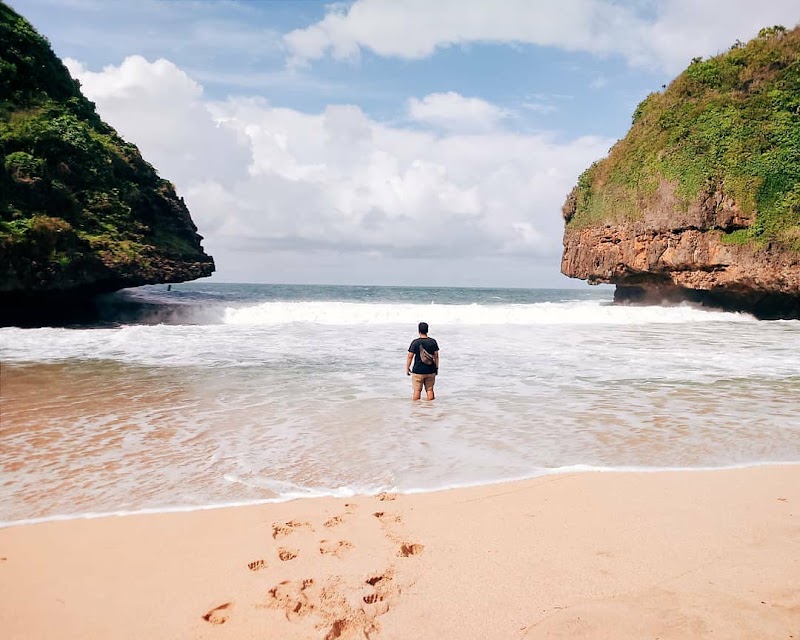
[412, 374, 422, 401]
[425, 375, 435, 401]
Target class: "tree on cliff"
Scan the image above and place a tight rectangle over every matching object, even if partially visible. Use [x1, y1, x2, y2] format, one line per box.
[564, 25, 800, 251]
[0, 1, 214, 299]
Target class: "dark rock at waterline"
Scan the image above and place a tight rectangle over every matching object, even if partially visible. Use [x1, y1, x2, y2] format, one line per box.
[613, 284, 800, 320]
[0, 288, 210, 327]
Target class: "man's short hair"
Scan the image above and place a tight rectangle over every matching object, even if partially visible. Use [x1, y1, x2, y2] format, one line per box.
[418, 322, 429, 334]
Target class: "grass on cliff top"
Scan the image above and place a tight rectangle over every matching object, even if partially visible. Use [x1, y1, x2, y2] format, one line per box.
[0, 1, 208, 283]
[567, 25, 800, 251]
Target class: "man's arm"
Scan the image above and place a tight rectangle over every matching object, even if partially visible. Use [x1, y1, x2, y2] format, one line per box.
[406, 352, 414, 375]
[433, 351, 439, 373]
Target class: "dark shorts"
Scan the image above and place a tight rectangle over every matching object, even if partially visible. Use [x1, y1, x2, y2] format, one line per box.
[411, 373, 436, 392]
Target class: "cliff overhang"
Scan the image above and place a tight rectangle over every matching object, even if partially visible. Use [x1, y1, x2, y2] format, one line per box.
[0, 3, 214, 325]
[561, 181, 800, 319]
[560, 25, 800, 319]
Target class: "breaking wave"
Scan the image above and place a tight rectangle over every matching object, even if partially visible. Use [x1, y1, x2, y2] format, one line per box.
[221, 299, 756, 326]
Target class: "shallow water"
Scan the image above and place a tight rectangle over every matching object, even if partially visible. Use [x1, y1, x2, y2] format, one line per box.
[1, 284, 799, 525]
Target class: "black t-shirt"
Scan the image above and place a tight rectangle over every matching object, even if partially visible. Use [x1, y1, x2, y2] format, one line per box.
[409, 337, 439, 374]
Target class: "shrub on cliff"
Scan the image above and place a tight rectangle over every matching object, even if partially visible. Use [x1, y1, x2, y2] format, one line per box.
[564, 25, 800, 251]
[0, 2, 213, 295]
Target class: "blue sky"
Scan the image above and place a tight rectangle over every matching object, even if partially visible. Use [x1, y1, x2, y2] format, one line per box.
[9, 0, 800, 287]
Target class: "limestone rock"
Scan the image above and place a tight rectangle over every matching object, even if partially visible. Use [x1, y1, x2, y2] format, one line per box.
[561, 26, 800, 319]
[0, 3, 214, 322]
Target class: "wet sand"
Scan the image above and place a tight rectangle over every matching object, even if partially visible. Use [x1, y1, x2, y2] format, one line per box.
[0, 466, 798, 639]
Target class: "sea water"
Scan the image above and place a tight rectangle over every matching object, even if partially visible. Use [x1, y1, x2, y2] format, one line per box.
[1, 283, 799, 525]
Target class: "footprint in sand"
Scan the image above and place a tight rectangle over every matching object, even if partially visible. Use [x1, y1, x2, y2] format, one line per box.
[264, 572, 397, 636]
[324, 515, 344, 528]
[360, 571, 393, 616]
[266, 579, 316, 622]
[361, 591, 390, 617]
[319, 539, 354, 557]
[324, 618, 348, 639]
[272, 520, 313, 539]
[278, 548, 298, 561]
[202, 602, 232, 624]
[373, 511, 403, 524]
[377, 492, 396, 502]
[366, 574, 386, 587]
[397, 542, 425, 557]
[363, 593, 383, 604]
[247, 559, 266, 571]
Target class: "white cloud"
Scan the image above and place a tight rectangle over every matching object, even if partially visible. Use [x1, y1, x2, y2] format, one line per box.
[67, 56, 611, 284]
[66, 56, 201, 102]
[640, 0, 799, 70]
[284, 0, 639, 65]
[284, 0, 800, 72]
[64, 56, 251, 189]
[407, 92, 508, 132]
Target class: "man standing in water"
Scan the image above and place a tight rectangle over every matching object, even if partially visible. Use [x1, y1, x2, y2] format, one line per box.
[406, 322, 439, 401]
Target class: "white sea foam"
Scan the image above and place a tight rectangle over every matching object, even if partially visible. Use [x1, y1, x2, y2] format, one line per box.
[0, 301, 758, 366]
[222, 299, 755, 326]
[2, 287, 798, 525]
[3, 460, 797, 529]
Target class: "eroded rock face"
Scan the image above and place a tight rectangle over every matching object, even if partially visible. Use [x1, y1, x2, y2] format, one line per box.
[560, 26, 800, 319]
[561, 181, 800, 319]
[0, 3, 214, 324]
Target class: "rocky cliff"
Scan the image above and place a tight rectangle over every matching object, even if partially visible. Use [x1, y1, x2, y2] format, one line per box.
[561, 26, 800, 319]
[0, 3, 213, 320]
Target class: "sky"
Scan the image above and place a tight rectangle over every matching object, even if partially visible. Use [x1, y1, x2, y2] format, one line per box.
[9, 0, 800, 288]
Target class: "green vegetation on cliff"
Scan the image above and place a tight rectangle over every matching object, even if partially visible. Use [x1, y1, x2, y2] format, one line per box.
[565, 25, 800, 250]
[0, 2, 213, 295]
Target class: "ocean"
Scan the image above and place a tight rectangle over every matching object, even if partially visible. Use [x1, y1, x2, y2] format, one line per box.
[1, 283, 799, 526]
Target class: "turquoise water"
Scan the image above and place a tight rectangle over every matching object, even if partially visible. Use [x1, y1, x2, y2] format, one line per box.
[1, 283, 799, 525]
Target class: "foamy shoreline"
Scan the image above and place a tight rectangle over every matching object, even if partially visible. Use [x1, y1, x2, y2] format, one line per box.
[1, 465, 798, 639]
[3, 460, 798, 529]
[4, 289, 798, 526]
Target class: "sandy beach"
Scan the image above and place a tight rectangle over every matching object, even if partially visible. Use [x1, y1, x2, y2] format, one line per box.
[1, 466, 798, 639]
